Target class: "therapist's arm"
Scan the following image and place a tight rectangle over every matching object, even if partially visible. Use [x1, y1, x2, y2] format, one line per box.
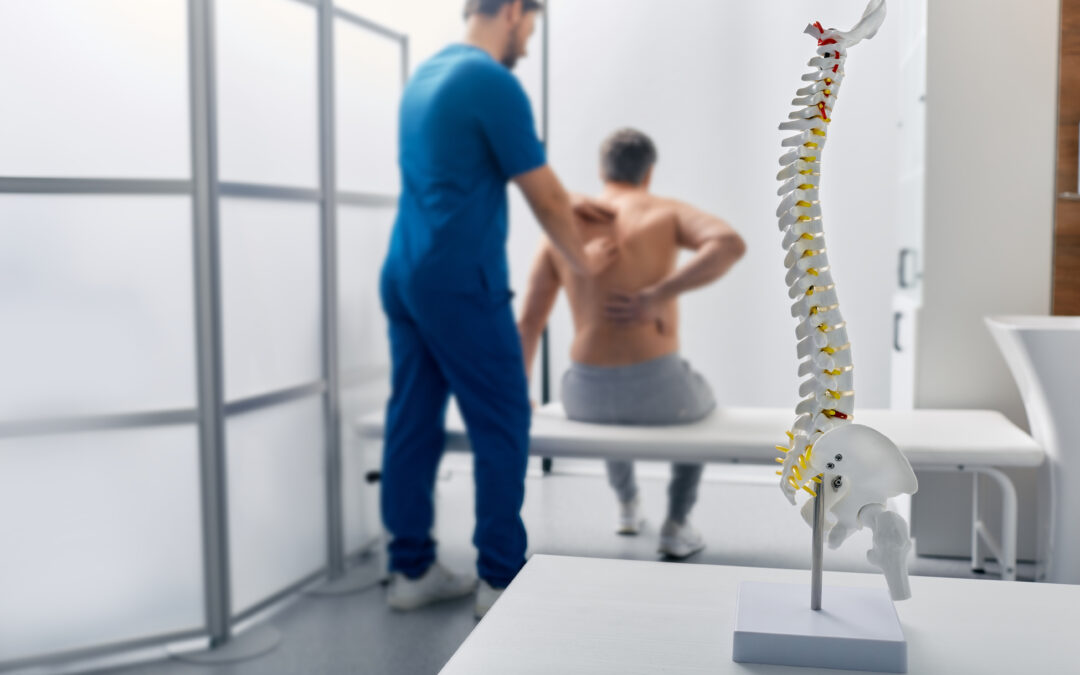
[517, 243, 562, 381]
[515, 165, 618, 277]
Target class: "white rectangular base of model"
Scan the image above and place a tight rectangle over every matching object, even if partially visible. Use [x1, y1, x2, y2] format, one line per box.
[733, 581, 907, 673]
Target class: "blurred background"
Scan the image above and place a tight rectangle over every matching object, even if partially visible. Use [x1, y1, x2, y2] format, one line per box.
[0, 0, 1066, 672]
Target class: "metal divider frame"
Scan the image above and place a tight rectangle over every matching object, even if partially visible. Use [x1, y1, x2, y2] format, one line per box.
[540, 1, 554, 475]
[0, 0, 404, 668]
[317, 0, 348, 590]
[171, 0, 283, 663]
[307, 0, 410, 598]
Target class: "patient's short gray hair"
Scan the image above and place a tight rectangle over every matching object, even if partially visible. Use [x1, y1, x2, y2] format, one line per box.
[600, 128, 657, 185]
[464, 0, 543, 19]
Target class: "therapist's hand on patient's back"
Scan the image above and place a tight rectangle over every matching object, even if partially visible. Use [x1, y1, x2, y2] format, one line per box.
[515, 165, 617, 278]
[571, 194, 617, 225]
[583, 236, 619, 277]
[574, 194, 618, 276]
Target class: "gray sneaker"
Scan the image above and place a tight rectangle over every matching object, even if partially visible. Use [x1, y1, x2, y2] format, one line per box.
[386, 562, 476, 611]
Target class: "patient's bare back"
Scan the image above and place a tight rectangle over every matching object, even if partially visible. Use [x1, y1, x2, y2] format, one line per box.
[550, 192, 681, 366]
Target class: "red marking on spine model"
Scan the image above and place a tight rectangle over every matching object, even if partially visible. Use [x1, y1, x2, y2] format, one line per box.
[812, 20, 838, 46]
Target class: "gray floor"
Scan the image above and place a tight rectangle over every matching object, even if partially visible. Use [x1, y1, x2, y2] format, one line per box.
[86, 457, 1020, 675]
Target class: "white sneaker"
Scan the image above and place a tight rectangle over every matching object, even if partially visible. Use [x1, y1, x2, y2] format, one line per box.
[617, 496, 645, 535]
[474, 579, 504, 619]
[658, 519, 706, 558]
[386, 562, 476, 611]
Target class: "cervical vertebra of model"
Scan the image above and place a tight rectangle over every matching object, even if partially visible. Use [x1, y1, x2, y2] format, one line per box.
[775, 0, 918, 601]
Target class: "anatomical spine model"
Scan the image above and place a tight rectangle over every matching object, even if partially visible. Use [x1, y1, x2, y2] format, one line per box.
[774, 0, 918, 601]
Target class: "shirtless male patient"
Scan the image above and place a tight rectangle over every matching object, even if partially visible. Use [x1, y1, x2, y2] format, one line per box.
[518, 128, 746, 557]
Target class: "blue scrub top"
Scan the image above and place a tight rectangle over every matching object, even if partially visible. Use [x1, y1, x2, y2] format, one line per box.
[383, 44, 546, 295]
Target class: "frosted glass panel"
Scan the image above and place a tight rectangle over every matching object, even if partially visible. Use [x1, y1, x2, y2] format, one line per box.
[216, 0, 319, 186]
[0, 425, 203, 662]
[0, 0, 190, 177]
[341, 379, 388, 553]
[333, 1, 462, 74]
[227, 397, 326, 613]
[337, 205, 395, 374]
[0, 195, 196, 421]
[333, 0, 384, 20]
[220, 198, 322, 401]
[335, 21, 403, 194]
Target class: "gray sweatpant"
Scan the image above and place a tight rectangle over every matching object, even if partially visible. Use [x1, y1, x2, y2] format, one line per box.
[560, 353, 716, 525]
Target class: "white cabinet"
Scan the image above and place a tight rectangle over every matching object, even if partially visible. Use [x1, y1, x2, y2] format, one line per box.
[889, 0, 926, 410]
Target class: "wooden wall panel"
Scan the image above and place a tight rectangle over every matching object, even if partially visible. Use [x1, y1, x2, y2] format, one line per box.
[1056, 53, 1080, 195]
[1055, 200, 1080, 313]
[1055, 0, 1080, 315]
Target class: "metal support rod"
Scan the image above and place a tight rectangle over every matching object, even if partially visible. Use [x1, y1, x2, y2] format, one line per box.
[180, 0, 282, 660]
[309, 8, 407, 598]
[539, 1, 553, 476]
[974, 521, 1006, 566]
[337, 190, 398, 207]
[0, 628, 206, 674]
[0, 177, 191, 194]
[540, 2, 549, 145]
[810, 483, 825, 610]
[920, 465, 1019, 582]
[187, 0, 233, 647]
[971, 472, 985, 572]
[540, 330, 550, 401]
[317, 0, 346, 581]
[218, 182, 321, 202]
[334, 5, 407, 42]
[539, 6, 550, 410]
[975, 467, 1018, 581]
[0, 409, 198, 439]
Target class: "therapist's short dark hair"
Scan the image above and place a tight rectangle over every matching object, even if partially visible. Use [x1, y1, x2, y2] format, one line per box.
[601, 128, 657, 186]
[464, 0, 543, 19]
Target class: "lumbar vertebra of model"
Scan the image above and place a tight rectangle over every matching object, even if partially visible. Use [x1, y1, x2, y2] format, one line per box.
[774, 0, 918, 601]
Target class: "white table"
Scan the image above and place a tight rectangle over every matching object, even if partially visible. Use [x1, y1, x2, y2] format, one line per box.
[441, 555, 1076, 674]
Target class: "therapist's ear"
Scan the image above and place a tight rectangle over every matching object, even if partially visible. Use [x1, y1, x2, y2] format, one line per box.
[505, 0, 523, 25]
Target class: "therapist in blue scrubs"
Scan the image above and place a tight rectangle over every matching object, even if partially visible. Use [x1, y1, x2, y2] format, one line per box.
[380, 0, 617, 618]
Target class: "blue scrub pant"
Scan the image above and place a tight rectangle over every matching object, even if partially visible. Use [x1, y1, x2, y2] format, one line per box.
[379, 273, 531, 588]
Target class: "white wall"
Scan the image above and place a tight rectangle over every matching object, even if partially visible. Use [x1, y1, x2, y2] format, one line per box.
[545, 0, 900, 409]
[909, 0, 1059, 562]
[917, 0, 1058, 424]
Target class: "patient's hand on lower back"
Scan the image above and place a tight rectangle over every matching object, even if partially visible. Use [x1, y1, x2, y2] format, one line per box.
[603, 287, 667, 334]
